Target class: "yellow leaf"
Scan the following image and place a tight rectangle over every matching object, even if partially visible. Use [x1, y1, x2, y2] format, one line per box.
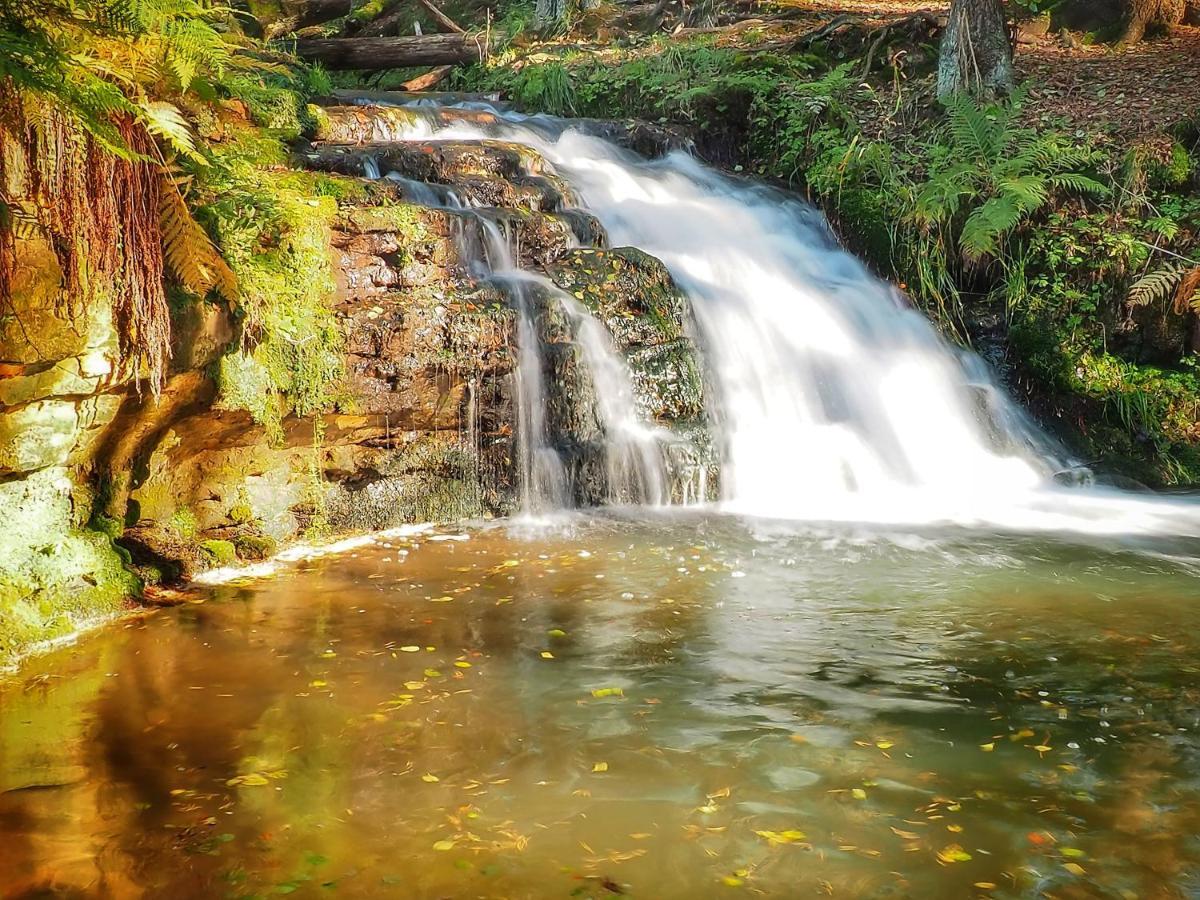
[455, 661, 472, 668]
[890, 827, 920, 840]
[239, 773, 270, 786]
[755, 829, 806, 845]
[851, 788, 867, 800]
[875, 741, 895, 750]
[421, 773, 440, 783]
[947, 825, 963, 833]
[936, 844, 972, 864]
[591, 687, 624, 698]
[1032, 745, 1053, 754]
[540, 651, 555, 659]
[720, 876, 744, 887]
[1063, 863, 1086, 876]
[433, 840, 456, 851]
[980, 743, 995, 752]
[973, 884, 997, 890]
[592, 762, 608, 773]
[400, 646, 420, 653]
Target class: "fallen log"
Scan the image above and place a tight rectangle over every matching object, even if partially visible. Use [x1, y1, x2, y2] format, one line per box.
[403, 65, 454, 91]
[293, 32, 486, 69]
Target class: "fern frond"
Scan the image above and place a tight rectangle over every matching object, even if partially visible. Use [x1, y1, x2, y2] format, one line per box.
[138, 99, 205, 163]
[1048, 173, 1109, 197]
[159, 178, 237, 300]
[960, 196, 1021, 261]
[945, 92, 996, 163]
[1127, 265, 1183, 307]
[998, 174, 1049, 213]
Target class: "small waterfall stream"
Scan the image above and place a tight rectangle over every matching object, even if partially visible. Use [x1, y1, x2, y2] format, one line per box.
[334, 97, 1200, 536]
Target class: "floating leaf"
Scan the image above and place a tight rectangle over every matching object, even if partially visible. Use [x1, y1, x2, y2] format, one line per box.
[433, 840, 456, 851]
[455, 661, 472, 669]
[400, 646, 420, 653]
[547, 629, 567, 638]
[592, 762, 608, 773]
[540, 651, 555, 659]
[1063, 863, 1086, 876]
[421, 773, 440, 783]
[720, 875, 744, 887]
[936, 844, 972, 864]
[591, 687, 625, 699]
[875, 741, 895, 750]
[851, 788, 867, 800]
[980, 742, 995, 752]
[1061, 848, 1087, 858]
[755, 829, 807, 845]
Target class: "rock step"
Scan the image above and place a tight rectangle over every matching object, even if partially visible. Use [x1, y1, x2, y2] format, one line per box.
[297, 140, 552, 182]
[320, 89, 507, 106]
[312, 104, 691, 159]
[332, 202, 604, 301]
[313, 105, 501, 144]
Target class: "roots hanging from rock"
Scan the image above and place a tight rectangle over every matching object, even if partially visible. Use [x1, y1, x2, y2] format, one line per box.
[0, 85, 171, 391]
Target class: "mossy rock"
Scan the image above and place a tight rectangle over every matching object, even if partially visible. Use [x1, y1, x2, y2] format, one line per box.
[627, 339, 706, 422]
[233, 532, 277, 561]
[545, 247, 690, 350]
[198, 539, 238, 566]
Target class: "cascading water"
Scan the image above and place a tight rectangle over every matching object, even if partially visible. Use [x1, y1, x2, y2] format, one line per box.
[345, 98, 1200, 535]
[445, 186, 672, 513]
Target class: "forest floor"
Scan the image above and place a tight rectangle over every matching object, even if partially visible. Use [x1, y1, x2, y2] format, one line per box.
[673, 0, 1200, 139]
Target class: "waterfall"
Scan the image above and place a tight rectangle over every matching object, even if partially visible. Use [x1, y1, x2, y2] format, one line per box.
[346, 100, 1200, 535]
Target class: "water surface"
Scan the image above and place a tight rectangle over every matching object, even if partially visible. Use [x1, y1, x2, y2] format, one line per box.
[3, 515, 1200, 898]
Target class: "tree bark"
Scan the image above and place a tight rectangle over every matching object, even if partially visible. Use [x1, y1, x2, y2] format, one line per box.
[1118, 0, 1186, 45]
[936, 0, 1014, 100]
[293, 33, 486, 69]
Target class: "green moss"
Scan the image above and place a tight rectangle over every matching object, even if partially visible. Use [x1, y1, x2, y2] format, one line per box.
[198, 539, 238, 566]
[0, 470, 140, 667]
[197, 135, 348, 443]
[168, 507, 199, 540]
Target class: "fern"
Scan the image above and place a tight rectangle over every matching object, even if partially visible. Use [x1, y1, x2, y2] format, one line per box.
[138, 99, 205, 162]
[920, 91, 1111, 264]
[1127, 265, 1185, 308]
[159, 177, 238, 301]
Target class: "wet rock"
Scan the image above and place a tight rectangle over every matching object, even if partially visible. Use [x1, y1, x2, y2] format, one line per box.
[298, 140, 553, 182]
[545, 247, 690, 350]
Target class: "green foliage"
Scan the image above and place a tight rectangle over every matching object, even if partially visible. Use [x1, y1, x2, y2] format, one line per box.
[916, 91, 1107, 263]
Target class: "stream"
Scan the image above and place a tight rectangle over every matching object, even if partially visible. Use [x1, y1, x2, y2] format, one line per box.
[4, 97, 1200, 898]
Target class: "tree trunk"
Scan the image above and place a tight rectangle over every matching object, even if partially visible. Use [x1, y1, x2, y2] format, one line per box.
[936, 0, 1014, 100]
[1118, 0, 1186, 45]
[293, 33, 486, 69]
[534, 0, 573, 30]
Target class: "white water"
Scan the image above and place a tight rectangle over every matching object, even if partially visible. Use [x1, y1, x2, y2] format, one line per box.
[462, 208, 674, 511]
[362, 104, 1200, 537]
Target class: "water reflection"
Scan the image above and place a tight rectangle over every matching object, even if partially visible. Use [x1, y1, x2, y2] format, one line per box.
[2, 515, 1199, 898]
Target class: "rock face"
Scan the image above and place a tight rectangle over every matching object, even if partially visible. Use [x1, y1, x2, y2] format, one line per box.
[0, 97, 717, 664]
